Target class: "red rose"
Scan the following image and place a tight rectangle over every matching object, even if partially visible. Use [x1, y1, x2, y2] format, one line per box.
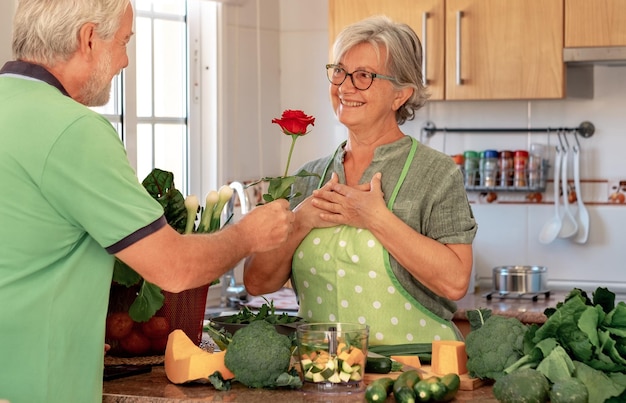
[272, 109, 315, 136]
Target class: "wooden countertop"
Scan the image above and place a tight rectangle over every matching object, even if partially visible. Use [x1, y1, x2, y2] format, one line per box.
[103, 366, 498, 402]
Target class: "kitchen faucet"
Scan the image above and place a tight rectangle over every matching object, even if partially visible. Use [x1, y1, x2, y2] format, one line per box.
[220, 181, 250, 308]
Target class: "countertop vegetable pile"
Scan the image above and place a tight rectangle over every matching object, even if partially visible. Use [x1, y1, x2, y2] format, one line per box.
[465, 287, 626, 403]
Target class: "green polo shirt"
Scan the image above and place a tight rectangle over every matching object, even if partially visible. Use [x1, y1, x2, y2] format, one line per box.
[0, 74, 164, 403]
[290, 136, 478, 320]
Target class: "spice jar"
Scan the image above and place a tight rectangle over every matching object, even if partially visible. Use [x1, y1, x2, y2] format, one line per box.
[514, 150, 529, 188]
[463, 151, 479, 186]
[480, 149, 499, 188]
[499, 150, 514, 187]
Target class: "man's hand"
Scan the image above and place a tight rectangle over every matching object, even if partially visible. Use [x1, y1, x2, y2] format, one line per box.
[238, 199, 295, 252]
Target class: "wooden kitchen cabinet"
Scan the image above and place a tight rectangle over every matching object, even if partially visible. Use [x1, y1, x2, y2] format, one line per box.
[329, 0, 565, 101]
[445, 0, 564, 100]
[328, 0, 445, 100]
[565, 0, 626, 47]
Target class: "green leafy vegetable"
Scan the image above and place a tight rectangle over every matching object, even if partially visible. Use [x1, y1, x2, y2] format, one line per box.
[503, 287, 626, 402]
[208, 370, 231, 391]
[111, 169, 189, 321]
[218, 298, 302, 325]
[465, 308, 492, 331]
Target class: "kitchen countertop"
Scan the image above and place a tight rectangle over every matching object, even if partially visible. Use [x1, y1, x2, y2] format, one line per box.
[103, 289, 572, 402]
[103, 366, 498, 402]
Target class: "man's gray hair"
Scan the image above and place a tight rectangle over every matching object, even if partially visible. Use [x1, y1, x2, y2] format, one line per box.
[12, 0, 130, 66]
[331, 15, 430, 125]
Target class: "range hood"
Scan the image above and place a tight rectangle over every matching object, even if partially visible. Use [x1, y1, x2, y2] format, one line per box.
[564, 46, 626, 66]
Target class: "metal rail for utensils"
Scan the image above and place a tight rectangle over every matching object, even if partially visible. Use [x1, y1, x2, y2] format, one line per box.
[421, 121, 595, 138]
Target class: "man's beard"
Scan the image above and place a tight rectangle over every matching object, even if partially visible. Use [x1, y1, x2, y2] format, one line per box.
[80, 50, 115, 107]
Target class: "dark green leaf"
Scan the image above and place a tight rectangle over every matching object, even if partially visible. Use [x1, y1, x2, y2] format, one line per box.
[128, 281, 165, 322]
[593, 287, 616, 314]
[141, 168, 188, 234]
[466, 308, 492, 331]
[112, 259, 142, 286]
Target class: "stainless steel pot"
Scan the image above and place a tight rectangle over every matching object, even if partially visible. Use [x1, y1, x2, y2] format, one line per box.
[492, 265, 548, 294]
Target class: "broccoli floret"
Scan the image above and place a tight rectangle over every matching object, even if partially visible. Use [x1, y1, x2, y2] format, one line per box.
[465, 315, 528, 380]
[224, 320, 295, 388]
[493, 368, 550, 403]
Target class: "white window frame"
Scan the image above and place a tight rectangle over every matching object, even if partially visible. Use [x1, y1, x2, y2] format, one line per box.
[99, 0, 223, 199]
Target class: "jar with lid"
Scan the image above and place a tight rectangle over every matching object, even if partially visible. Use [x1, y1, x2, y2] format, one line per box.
[528, 144, 547, 189]
[514, 150, 529, 187]
[499, 150, 514, 187]
[480, 149, 499, 188]
[463, 151, 479, 186]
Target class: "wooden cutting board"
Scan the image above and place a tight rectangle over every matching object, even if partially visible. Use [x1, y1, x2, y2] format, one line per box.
[363, 365, 488, 391]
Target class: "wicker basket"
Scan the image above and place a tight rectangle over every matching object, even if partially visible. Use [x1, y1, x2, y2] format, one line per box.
[105, 282, 209, 358]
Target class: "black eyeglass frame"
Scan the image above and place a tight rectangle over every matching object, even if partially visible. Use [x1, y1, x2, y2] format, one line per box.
[325, 63, 396, 91]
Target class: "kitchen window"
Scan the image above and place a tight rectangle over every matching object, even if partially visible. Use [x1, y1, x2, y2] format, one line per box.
[92, 0, 220, 197]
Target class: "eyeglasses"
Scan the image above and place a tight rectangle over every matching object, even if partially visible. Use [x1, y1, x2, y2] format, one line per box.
[325, 64, 396, 91]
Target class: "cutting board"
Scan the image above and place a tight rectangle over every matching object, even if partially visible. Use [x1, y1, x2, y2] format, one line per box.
[363, 365, 488, 391]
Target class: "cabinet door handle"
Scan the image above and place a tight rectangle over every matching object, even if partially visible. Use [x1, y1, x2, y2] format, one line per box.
[422, 12, 428, 86]
[456, 10, 464, 85]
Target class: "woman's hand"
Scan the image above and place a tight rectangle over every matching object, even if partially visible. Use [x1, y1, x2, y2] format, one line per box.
[311, 172, 388, 229]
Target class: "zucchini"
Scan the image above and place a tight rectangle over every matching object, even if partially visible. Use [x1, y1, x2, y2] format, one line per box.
[365, 377, 394, 403]
[414, 379, 433, 402]
[365, 356, 393, 374]
[393, 370, 421, 403]
[412, 373, 461, 402]
[424, 376, 447, 402]
[438, 373, 460, 402]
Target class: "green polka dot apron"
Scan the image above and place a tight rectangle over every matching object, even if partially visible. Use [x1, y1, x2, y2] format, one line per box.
[292, 137, 459, 346]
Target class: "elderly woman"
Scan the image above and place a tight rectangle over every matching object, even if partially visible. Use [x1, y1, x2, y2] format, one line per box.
[245, 15, 477, 345]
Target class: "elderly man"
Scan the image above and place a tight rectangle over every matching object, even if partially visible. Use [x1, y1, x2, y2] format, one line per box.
[0, 1, 294, 402]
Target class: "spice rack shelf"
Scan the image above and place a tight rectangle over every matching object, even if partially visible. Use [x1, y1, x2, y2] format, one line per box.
[420, 121, 594, 193]
[463, 163, 550, 193]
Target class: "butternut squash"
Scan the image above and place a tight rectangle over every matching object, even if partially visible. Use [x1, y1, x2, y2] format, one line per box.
[431, 340, 468, 375]
[164, 329, 235, 384]
[391, 355, 422, 369]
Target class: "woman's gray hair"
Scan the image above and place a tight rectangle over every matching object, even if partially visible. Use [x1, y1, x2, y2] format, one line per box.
[12, 0, 130, 66]
[331, 15, 429, 125]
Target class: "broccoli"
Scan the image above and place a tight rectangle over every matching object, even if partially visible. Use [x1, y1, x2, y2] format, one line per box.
[224, 320, 301, 388]
[493, 368, 550, 403]
[465, 314, 528, 380]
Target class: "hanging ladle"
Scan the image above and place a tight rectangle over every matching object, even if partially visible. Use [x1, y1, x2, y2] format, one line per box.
[572, 131, 590, 243]
[558, 131, 579, 239]
[539, 131, 565, 244]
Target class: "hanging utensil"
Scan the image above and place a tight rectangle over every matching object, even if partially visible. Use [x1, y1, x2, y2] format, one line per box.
[572, 131, 590, 243]
[558, 131, 579, 239]
[539, 134, 564, 244]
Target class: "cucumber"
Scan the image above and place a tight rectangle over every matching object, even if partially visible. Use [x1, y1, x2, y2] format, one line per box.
[412, 374, 461, 402]
[366, 356, 394, 374]
[423, 376, 447, 402]
[365, 377, 394, 403]
[393, 370, 421, 403]
[414, 379, 433, 402]
[438, 373, 460, 402]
